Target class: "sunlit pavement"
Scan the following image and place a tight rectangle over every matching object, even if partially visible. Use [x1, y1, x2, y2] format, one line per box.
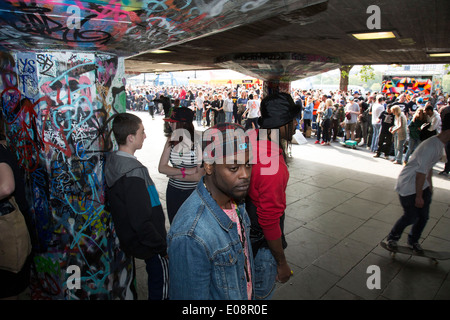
[133, 111, 450, 300]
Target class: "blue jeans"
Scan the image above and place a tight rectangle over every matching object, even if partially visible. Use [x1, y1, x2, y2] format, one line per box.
[225, 112, 233, 123]
[253, 248, 277, 300]
[196, 109, 203, 126]
[388, 188, 431, 245]
[405, 137, 421, 162]
[316, 125, 322, 142]
[371, 123, 381, 152]
[393, 133, 405, 162]
[296, 117, 301, 131]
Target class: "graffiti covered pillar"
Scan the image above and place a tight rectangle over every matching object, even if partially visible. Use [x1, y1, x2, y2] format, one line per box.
[0, 51, 133, 300]
[215, 52, 340, 98]
[263, 79, 291, 97]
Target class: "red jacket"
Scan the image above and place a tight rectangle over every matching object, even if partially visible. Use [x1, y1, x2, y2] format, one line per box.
[248, 136, 289, 241]
[179, 89, 186, 100]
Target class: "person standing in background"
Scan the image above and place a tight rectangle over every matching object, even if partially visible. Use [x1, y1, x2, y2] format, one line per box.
[344, 96, 360, 141]
[105, 113, 168, 300]
[243, 94, 261, 130]
[236, 90, 248, 125]
[223, 91, 234, 123]
[390, 106, 408, 165]
[195, 91, 204, 127]
[370, 95, 385, 153]
[158, 108, 204, 223]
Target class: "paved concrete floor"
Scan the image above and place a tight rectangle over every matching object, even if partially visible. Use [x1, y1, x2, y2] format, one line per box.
[133, 111, 450, 300]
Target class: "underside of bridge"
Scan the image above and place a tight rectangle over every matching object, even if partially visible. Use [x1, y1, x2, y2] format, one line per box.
[1, 0, 449, 81]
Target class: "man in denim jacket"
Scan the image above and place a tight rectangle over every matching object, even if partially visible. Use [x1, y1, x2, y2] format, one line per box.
[167, 123, 255, 300]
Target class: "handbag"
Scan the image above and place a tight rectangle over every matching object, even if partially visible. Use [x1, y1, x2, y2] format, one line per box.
[0, 196, 32, 273]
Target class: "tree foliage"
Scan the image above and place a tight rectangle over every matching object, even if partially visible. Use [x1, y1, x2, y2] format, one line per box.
[358, 65, 376, 83]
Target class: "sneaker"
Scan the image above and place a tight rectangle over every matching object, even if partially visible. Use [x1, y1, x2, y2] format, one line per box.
[385, 156, 390, 160]
[315, 140, 320, 144]
[408, 242, 424, 254]
[373, 154, 380, 158]
[438, 171, 448, 176]
[320, 141, 325, 145]
[387, 240, 398, 250]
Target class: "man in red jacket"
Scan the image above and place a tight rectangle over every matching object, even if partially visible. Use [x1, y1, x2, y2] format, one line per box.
[246, 92, 298, 300]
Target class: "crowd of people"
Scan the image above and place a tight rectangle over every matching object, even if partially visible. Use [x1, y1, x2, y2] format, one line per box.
[126, 83, 450, 174]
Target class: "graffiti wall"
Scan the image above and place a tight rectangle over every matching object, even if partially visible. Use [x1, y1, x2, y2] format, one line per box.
[0, 0, 327, 56]
[381, 76, 433, 98]
[0, 51, 133, 300]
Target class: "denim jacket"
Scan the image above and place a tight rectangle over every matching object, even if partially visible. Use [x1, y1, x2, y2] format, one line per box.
[167, 177, 255, 300]
[303, 102, 313, 120]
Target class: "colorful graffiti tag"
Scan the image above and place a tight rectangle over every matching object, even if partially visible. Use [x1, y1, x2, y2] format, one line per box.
[1, 51, 132, 299]
[381, 76, 433, 98]
[0, 0, 326, 55]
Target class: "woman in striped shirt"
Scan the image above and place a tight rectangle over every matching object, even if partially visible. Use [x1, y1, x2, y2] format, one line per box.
[159, 107, 205, 223]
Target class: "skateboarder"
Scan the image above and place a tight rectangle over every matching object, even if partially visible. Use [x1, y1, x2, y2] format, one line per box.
[386, 113, 450, 253]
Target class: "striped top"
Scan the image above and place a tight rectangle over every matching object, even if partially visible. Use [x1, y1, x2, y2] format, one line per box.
[168, 143, 199, 190]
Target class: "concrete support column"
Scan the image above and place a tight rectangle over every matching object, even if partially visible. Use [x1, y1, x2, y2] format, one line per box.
[263, 79, 292, 97]
[215, 52, 340, 98]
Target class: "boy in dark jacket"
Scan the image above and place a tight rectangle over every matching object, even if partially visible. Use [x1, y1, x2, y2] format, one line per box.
[105, 113, 168, 300]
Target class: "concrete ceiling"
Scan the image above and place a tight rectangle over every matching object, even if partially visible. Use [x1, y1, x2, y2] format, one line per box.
[1, 0, 449, 80]
[125, 0, 450, 76]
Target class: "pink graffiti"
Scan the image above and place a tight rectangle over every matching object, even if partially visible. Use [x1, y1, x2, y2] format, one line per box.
[73, 0, 139, 22]
[96, 60, 116, 86]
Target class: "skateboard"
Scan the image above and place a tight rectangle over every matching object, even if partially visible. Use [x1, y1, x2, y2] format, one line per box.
[340, 140, 357, 149]
[380, 241, 450, 265]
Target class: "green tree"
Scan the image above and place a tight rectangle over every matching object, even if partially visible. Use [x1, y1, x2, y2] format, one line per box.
[358, 65, 376, 83]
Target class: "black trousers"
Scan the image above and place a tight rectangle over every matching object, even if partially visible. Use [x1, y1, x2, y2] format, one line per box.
[166, 183, 195, 224]
[377, 131, 393, 156]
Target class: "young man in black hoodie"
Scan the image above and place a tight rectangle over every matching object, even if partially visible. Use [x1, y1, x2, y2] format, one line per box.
[105, 113, 168, 300]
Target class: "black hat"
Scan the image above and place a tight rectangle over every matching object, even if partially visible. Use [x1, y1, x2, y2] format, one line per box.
[258, 93, 300, 129]
[164, 107, 194, 123]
